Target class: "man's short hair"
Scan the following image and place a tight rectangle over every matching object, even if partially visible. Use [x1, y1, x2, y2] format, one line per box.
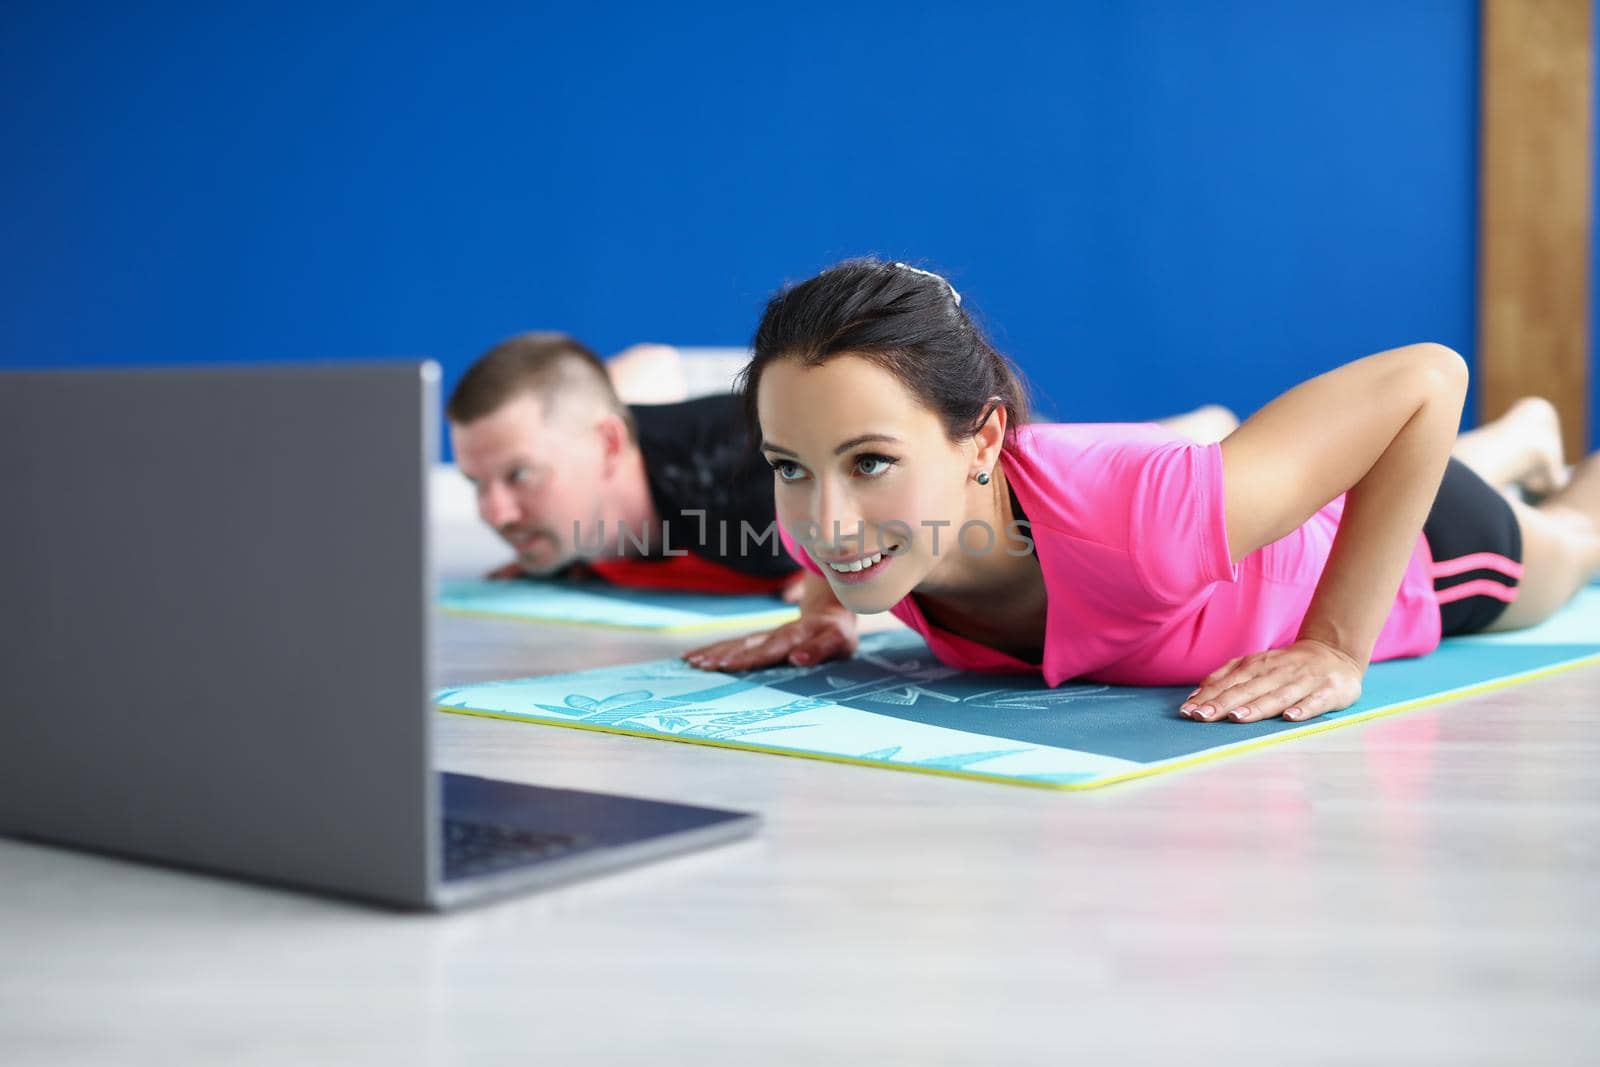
[446, 332, 635, 436]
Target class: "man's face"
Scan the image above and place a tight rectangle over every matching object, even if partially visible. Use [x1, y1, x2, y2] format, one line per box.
[450, 392, 608, 575]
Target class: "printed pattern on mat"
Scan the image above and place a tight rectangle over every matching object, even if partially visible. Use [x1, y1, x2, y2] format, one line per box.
[436, 587, 1600, 789]
[436, 632, 1144, 784]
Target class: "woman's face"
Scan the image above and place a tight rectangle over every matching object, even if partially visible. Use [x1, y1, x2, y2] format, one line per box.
[757, 355, 983, 614]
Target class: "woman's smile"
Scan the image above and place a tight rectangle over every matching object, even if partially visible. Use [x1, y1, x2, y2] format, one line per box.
[817, 543, 902, 584]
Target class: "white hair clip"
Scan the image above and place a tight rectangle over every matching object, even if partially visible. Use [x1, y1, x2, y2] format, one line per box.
[891, 262, 962, 306]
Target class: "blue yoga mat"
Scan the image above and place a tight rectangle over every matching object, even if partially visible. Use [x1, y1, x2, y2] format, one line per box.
[438, 577, 799, 633]
[436, 586, 1600, 789]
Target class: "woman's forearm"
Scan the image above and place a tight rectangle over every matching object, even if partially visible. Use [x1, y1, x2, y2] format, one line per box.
[1296, 354, 1468, 666]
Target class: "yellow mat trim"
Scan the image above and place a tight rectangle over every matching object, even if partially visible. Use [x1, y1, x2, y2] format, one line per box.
[436, 649, 1600, 791]
[1076, 649, 1600, 789]
[437, 704, 1086, 791]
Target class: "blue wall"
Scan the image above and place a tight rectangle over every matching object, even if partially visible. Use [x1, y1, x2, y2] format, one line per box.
[4, 2, 1522, 456]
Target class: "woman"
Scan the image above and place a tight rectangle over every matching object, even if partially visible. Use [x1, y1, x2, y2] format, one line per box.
[685, 260, 1600, 725]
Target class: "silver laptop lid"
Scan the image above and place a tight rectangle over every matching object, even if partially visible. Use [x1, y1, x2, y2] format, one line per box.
[0, 361, 438, 906]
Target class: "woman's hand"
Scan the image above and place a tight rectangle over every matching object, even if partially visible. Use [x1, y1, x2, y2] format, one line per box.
[1180, 639, 1365, 723]
[684, 608, 858, 673]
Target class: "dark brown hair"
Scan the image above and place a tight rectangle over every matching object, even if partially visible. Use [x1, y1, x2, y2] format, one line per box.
[737, 259, 1031, 446]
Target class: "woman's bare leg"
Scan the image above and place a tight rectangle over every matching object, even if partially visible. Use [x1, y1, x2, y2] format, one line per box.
[1486, 451, 1600, 631]
[1449, 396, 1570, 494]
[1158, 396, 1569, 487]
[1156, 404, 1240, 444]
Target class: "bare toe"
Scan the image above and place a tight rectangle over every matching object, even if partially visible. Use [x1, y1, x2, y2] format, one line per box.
[1542, 451, 1600, 518]
[1510, 397, 1570, 496]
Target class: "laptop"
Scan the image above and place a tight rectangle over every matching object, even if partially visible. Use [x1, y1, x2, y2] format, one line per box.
[0, 360, 759, 910]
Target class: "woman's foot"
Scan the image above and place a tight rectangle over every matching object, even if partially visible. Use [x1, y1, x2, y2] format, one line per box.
[1506, 397, 1571, 497]
[1540, 450, 1600, 526]
[1451, 396, 1570, 497]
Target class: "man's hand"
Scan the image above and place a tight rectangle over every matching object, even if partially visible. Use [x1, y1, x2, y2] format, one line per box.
[484, 560, 524, 580]
[684, 609, 858, 672]
[1179, 639, 1364, 723]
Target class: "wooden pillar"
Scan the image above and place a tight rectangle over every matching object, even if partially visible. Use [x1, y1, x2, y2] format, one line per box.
[1479, 0, 1592, 454]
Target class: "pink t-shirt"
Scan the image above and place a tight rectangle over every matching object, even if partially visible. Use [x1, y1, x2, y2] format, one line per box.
[778, 422, 1442, 686]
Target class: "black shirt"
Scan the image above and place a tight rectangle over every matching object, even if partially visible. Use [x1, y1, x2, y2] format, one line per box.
[628, 394, 798, 578]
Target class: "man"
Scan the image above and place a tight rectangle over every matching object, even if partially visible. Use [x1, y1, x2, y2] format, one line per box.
[448, 332, 801, 594]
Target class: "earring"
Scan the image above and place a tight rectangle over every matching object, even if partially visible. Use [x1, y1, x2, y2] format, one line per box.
[975, 471, 991, 486]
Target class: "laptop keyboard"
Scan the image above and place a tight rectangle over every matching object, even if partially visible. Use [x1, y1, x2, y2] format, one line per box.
[442, 817, 589, 880]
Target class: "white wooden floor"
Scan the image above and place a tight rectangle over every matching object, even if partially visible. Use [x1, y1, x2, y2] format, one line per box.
[1, 535, 1596, 1065]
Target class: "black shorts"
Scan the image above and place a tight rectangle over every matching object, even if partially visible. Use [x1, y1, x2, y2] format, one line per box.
[1422, 458, 1524, 636]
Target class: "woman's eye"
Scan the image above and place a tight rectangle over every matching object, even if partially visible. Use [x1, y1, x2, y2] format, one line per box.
[769, 460, 805, 482]
[854, 454, 896, 477]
